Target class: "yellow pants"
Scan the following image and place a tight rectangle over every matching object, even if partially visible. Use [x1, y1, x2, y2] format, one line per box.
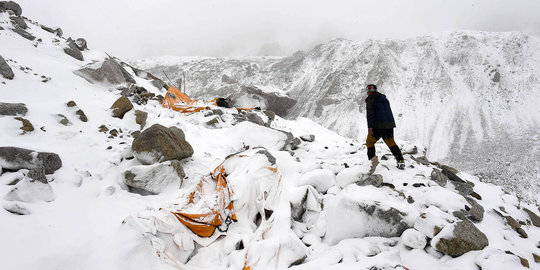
[366, 134, 397, 148]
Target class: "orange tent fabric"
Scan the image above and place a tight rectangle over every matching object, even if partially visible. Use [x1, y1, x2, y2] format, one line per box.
[171, 160, 237, 237]
[162, 86, 260, 113]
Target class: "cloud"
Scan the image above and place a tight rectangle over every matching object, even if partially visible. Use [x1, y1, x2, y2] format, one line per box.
[16, 0, 540, 59]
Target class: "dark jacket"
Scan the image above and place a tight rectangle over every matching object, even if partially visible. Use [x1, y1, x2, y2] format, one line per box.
[365, 91, 396, 129]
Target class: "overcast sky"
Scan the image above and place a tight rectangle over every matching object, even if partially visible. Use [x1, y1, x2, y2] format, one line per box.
[17, 0, 540, 59]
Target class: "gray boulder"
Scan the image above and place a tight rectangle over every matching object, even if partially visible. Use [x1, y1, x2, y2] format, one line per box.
[0, 1, 22, 16]
[123, 160, 185, 195]
[434, 219, 489, 256]
[11, 26, 35, 40]
[10, 16, 26, 29]
[132, 124, 193, 165]
[430, 169, 448, 187]
[74, 58, 135, 85]
[300, 134, 315, 142]
[63, 38, 83, 61]
[0, 55, 15, 79]
[40, 25, 62, 37]
[357, 174, 383, 187]
[524, 208, 540, 227]
[110, 96, 133, 119]
[75, 38, 87, 50]
[246, 111, 266, 126]
[0, 146, 62, 174]
[465, 197, 484, 222]
[0, 102, 26, 115]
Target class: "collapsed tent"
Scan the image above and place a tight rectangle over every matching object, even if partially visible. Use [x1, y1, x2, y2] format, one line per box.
[162, 86, 259, 113]
[171, 160, 238, 238]
[125, 148, 308, 268]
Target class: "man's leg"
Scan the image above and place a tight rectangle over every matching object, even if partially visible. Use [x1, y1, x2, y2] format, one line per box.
[381, 129, 404, 162]
[366, 133, 379, 160]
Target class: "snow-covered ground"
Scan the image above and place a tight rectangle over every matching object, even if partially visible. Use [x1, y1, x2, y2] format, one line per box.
[1, 4, 540, 270]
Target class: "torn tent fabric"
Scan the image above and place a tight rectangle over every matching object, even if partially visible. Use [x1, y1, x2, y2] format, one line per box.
[162, 86, 260, 113]
[171, 160, 238, 238]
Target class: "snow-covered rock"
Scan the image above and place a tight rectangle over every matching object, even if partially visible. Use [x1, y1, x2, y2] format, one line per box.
[123, 160, 185, 195]
[4, 177, 55, 202]
[400, 228, 427, 249]
[74, 58, 136, 85]
[296, 168, 335, 193]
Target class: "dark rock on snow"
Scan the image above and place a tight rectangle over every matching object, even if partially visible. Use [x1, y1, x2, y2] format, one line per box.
[0, 102, 27, 115]
[523, 208, 540, 227]
[132, 124, 194, 165]
[75, 38, 87, 50]
[300, 134, 315, 142]
[14, 116, 34, 133]
[74, 58, 135, 85]
[435, 219, 489, 257]
[11, 26, 35, 40]
[40, 25, 62, 37]
[110, 96, 133, 119]
[135, 110, 148, 129]
[0, 146, 62, 174]
[76, 109, 88, 122]
[10, 15, 26, 29]
[430, 169, 448, 187]
[0, 1, 22, 16]
[63, 38, 84, 61]
[0, 55, 15, 79]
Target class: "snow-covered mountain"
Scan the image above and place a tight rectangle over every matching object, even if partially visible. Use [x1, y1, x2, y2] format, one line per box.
[132, 32, 540, 202]
[2, 2, 540, 270]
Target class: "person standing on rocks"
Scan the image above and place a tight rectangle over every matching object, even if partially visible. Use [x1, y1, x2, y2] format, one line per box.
[365, 84, 405, 169]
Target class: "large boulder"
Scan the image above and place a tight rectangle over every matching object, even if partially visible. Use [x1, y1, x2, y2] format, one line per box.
[40, 25, 62, 37]
[0, 102, 26, 116]
[132, 124, 194, 165]
[135, 110, 148, 129]
[110, 96, 133, 119]
[0, 1, 22, 16]
[433, 219, 489, 256]
[123, 160, 185, 195]
[74, 58, 135, 85]
[0, 147, 62, 174]
[0, 55, 14, 79]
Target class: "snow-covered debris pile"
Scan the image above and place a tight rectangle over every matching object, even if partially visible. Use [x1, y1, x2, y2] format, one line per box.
[0, 2, 539, 270]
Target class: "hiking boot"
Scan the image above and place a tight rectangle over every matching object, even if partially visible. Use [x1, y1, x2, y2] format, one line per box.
[368, 156, 379, 175]
[397, 160, 405, 170]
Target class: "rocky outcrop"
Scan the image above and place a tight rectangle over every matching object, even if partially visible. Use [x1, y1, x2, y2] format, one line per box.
[433, 219, 489, 256]
[40, 25, 62, 37]
[132, 124, 193, 165]
[10, 15, 26, 29]
[0, 1, 22, 16]
[230, 86, 297, 117]
[75, 38, 87, 50]
[0, 55, 15, 79]
[0, 102, 26, 115]
[74, 58, 136, 85]
[63, 38, 83, 61]
[10, 25, 35, 40]
[123, 160, 185, 195]
[0, 147, 62, 174]
[110, 96, 133, 119]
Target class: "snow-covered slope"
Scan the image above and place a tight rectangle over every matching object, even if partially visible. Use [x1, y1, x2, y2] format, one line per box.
[1, 3, 540, 270]
[132, 33, 540, 202]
